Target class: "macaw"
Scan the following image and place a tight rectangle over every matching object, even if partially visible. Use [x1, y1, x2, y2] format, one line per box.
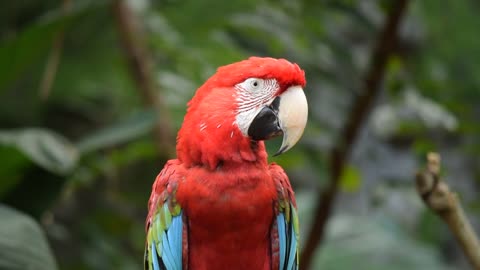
[144, 57, 308, 270]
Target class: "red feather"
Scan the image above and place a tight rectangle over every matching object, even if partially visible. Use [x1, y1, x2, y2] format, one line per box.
[176, 57, 306, 169]
[147, 57, 303, 270]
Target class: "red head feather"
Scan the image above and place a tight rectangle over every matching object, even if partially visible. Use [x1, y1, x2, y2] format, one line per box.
[176, 57, 306, 169]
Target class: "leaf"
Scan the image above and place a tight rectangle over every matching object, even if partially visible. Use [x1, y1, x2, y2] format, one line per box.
[0, 128, 79, 174]
[76, 110, 157, 154]
[0, 16, 66, 91]
[371, 89, 459, 139]
[0, 204, 58, 270]
[0, 1, 107, 91]
[312, 214, 452, 270]
[0, 146, 31, 198]
[340, 164, 361, 192]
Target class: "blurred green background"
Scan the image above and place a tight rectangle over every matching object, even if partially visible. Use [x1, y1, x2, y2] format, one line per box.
[1, 0, 479, 269]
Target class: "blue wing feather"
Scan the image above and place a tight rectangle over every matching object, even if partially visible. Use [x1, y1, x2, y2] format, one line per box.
[147, 209, 183, 270]
[276, 204, 298, 270]
[277, 214, 287, 269]
[169, 216, 183, 269]
[161, 231, 175, 270]
[286, 218, 297, 270]
[151, 243, 161, 270]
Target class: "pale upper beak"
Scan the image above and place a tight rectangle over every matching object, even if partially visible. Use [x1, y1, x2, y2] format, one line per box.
[247, 86, 308, 155]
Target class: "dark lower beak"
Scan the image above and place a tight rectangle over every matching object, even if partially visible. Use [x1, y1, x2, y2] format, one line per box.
[247, 86, 308, 156]
[247, 97, 282, 141]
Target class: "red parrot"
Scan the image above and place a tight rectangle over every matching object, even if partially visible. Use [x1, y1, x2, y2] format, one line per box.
[144, 57, 308, 270]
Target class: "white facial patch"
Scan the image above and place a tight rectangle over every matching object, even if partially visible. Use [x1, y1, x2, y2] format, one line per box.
[235, 78, 279, 136]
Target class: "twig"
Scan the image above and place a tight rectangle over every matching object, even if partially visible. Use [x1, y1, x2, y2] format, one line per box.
[416, 153, 480, 269]
[112, 0, 174, 156]
[39, 0, 71, 100]
[300, 1, 410, 269]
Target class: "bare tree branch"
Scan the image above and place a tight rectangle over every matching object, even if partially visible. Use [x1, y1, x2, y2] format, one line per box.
[300, 1, 410, 269]
[416, 152, 480, 269]
[112, 0, 174, 156]
[39, 0, 71, 100]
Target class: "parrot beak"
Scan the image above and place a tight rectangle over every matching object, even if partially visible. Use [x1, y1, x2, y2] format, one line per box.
[248, 86, 308, 156]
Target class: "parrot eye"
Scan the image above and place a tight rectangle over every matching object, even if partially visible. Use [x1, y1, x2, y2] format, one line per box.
[240, 78, 264, 91]
[235, 78, 279, 97]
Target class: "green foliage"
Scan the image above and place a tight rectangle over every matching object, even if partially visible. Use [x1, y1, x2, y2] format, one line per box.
[339, 164, 361, 192]
[0, 10, 68, 91]
[0, 204, 57, 270]
[0, 1, 106, 91]
[77, 110, 157, 154]
[313, 215, 452, 270]
[0, 146, 30, 198]
[0, 128, 79, 174]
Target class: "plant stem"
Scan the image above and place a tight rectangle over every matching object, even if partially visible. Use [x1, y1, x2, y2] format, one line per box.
[112, 0, 174, 157]
[300, 1, 410, 269]
[39, 0, 71, 100]
[416, 153, 480, 269]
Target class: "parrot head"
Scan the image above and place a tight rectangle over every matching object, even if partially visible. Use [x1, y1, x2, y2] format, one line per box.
[177, 57, 308, 169]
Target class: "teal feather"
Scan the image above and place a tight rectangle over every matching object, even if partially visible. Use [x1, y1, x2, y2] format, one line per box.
[277, 202, 299, 270]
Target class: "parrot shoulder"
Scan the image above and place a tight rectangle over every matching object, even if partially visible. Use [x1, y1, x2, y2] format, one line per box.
[145, 159, 186, 270]
[269, 163, 299, 270]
